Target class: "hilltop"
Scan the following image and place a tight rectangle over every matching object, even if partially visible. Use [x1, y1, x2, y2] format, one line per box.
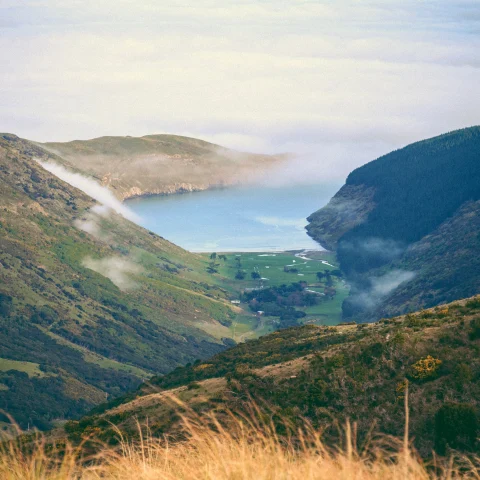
[63, 296, 480, 457]
[41, 134, 282, 200]
[0, 133, 239, 431]
[307, 126, 480, 320]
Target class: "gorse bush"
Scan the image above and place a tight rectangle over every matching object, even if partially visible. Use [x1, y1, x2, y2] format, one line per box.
[410, 356, 442, 380]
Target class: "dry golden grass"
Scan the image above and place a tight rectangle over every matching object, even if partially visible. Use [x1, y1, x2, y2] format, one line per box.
[1, 398, 479, 480]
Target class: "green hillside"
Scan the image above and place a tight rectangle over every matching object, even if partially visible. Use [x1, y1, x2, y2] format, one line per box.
[63, 296, 480, 457]
[0, 134, 237, 430]
[307, 127, 480, 319]
[41, 134, 281, 200]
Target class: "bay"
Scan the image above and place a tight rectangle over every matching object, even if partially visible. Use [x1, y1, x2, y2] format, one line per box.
[126, 184, 339, 252]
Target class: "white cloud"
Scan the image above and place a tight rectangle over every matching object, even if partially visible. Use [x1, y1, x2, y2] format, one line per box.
[1, 0, 479, 178]
[350, 269, 417, 310]
[37, 160, 139, 221]
[82, 256, 142, 290]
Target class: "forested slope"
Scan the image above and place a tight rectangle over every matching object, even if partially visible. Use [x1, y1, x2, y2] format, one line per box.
[307, 127, 480, 319]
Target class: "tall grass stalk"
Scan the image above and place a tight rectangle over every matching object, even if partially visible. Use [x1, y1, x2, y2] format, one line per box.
[1, 398, 479, 479]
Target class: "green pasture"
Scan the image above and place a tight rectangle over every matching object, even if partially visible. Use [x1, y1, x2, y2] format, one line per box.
[201, 250, 349, 334]
[0, 358, 47, 378]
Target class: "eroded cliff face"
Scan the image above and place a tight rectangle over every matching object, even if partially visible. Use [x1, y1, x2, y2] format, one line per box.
[116, 181, 236, 201]
[306, 184, 376, 251]
[110, 182, 210, 201]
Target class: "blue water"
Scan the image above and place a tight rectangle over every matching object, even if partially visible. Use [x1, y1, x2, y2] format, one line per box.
[126, 184, 339, 252]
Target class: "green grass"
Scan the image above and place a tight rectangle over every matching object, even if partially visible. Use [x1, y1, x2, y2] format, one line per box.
[300, 285, 349, 325]
[42, 330, 151, 379]
[201, 250, 349, 333]
[83, 354, 150, 379]
[230, 314, 274, 341]
[203, 251, 338, 288]
[0, 358, 46, 378]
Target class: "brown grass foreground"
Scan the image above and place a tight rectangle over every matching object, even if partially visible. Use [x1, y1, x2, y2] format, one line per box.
[1, 390, 480, 480]
[1, 418, 480, 479]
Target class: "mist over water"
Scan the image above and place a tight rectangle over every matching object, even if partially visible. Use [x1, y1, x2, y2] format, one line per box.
[126, 184, 340, 252]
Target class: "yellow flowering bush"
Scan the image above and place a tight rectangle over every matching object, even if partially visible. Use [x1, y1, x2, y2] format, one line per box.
[411, 355, 442, 380]
[395, 380, 408, 402]
[194, 363, 214, 371]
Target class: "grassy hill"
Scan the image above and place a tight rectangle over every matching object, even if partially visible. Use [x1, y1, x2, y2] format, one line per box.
[307, 127, 480, 320]
[63, 296, 480, 457]
[0, 133, 241, 431]
[41, 134, 282, 200]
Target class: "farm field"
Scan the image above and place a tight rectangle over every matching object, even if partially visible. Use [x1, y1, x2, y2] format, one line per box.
[200, 250, 349, 340]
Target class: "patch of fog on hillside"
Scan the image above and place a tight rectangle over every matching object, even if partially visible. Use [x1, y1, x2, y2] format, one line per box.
[82, 257, 143, 291]
[341, 237, 415, 311]
[74, 215, 102, 237]
[349, 269, 416, 311]
[73, 205, 121, 241]
[341, 237, 407, 264]
[36, 159, 139, 222]
[37, 159, 145, 290]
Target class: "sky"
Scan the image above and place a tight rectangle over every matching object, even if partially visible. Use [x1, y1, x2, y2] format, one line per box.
[1, 1, 479, 179]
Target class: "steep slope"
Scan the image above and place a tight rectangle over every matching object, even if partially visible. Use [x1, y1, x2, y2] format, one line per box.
[64, 296, 480, 456]
[349, 200, 480, 319]
[0, 134, 236, 430]
[41, 135, 282, 200]
[306, 126, 480, 319]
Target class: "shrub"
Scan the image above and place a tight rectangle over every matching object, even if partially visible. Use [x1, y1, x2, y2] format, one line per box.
[453, 363, 473, 389]
[410, 355, 442, 380]
[405, 314, 422, 328]
[469, 318, 480, 340]
[187, 382, 201, 390]
[235, 270, 246, 280]
[434, 403, 478, 454]
[0, 293, 13, 317]
[466, 298, 480, 310]
[360, 342, 384, 365]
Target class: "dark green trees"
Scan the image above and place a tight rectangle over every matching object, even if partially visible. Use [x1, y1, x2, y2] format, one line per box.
[435, 403, 478, 454]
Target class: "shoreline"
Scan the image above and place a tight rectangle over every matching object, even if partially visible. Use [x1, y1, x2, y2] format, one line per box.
[122, 183, 228, 202]
[193, 248, 328, 255]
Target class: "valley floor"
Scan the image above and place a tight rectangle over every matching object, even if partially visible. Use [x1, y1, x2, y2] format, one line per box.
[199, 250, 349, 340]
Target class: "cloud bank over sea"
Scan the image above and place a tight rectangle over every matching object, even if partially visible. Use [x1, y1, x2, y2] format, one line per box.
[2, 1, 479, 179]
